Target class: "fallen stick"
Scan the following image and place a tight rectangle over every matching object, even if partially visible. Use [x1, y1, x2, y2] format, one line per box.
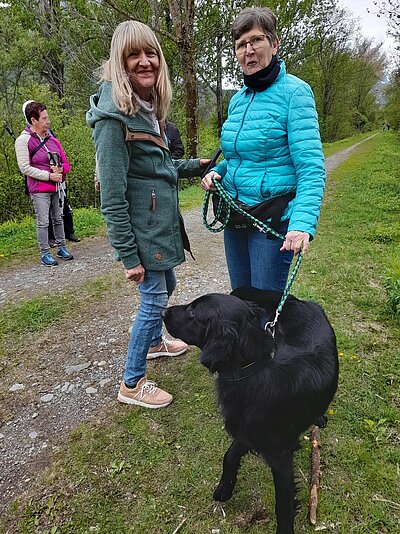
[309, 424, 322, 525]
[171, 517, 187, 534]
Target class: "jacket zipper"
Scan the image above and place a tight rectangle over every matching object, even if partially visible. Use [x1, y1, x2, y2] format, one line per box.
[232, 91, 255, 197]
[150, 189, 156, 211]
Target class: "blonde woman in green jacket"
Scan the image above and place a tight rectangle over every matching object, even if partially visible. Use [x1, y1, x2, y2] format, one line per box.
[87, 20, 210, 409]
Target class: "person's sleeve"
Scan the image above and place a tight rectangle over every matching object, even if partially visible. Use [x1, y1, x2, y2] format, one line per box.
[172, 158, 203, 178]
[94, 119, 140, 269]
[14, 135, 50, 181]
[53, 137, 71, 174]
[287, 84, 326, 238]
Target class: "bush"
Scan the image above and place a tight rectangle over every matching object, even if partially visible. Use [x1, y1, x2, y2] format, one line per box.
[0, 171, 33, 223]
[58, 114, 96, 209]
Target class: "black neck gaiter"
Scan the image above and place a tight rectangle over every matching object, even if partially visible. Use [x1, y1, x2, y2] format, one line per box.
[243, 54, 280, 92]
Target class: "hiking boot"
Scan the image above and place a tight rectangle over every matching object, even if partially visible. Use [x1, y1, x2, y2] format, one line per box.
[118, 377, 173, 408]
[66, 234, 81, 242]
[41, 253, 58, 266]
[147, 337, 188, 360]
[57, 246, 74, 261]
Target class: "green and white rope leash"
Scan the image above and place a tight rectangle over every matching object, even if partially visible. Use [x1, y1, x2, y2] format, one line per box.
[202, 179, 303, 336]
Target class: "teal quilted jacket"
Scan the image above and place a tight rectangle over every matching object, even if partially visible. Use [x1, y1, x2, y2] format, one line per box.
[214, 60, 325, 238]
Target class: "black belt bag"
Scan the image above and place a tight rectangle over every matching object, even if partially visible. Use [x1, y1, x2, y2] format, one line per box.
[212, 191, 296, 235]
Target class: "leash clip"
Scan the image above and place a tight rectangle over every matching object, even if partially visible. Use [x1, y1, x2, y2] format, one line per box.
[252, 221, 267, 234]
[264, 310, 280, 339]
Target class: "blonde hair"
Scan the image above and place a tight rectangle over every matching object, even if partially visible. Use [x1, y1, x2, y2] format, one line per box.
[101, 20, 172, 120]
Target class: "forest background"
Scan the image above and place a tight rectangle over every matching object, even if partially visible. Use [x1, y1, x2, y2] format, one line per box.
[0, 0, 399, 225]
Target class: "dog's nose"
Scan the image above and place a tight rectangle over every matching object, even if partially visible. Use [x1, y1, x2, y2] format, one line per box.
[160, 309, 167, 319]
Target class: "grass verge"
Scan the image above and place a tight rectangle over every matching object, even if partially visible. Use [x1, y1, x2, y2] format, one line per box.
[0, 208, 105, 267]
[321, 130, 379, 157]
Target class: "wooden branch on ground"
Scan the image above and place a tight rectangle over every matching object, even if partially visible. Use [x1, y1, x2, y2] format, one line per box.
[309, 424, 322, 525]
[171, 517, 186, 534]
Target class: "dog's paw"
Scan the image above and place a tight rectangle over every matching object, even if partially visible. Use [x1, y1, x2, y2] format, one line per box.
[213, 481, 234, 502]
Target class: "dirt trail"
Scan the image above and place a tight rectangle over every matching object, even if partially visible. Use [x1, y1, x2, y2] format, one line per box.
[0, 136, 376, 514]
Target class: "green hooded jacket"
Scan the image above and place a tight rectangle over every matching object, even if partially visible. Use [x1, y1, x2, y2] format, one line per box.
[86, 81, 202, 271]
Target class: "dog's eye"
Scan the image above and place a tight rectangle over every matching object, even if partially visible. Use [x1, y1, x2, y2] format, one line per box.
[188, 309, 195, 319]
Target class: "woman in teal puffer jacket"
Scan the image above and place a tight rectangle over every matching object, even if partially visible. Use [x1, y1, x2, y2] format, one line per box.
[202, 7, 326, 292]
[87, 21, 209, 409]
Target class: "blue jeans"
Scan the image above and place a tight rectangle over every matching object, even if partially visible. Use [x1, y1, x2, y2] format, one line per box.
[123, 269, 177, 387]
[224, 221, 294, 291]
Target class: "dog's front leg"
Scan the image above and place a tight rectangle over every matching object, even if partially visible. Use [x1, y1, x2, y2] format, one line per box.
[263, 450, 296, 534]
[213, 439, 248, 502]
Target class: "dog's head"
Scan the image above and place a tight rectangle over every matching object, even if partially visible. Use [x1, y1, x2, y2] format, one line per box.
[161, 293, 275, 374]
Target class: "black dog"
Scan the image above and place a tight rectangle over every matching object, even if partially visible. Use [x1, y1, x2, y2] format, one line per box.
[161, 287, 338, 534]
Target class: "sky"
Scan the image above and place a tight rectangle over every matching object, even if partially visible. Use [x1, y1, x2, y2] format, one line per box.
[338, 0, 395, 54]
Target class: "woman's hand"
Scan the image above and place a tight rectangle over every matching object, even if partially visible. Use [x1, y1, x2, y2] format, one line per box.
[49, 172, 63, 183]
[125, 264, 145, 285]
[51, 164, 63, 173]
[280, 230, 310, 255]
[199, 159, 211, 168]
[201, 171, 222, 191]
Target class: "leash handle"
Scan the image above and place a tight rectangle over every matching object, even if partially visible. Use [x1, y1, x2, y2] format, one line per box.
[202, 180, 305, 326]
[201, 148, 222, 178]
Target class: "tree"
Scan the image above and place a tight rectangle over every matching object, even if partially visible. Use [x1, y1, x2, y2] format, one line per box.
[372, 0, 400, 46]
[166, 0, 199, 156]
[299, 0, 355, 140]
[384, 67, 400, 128]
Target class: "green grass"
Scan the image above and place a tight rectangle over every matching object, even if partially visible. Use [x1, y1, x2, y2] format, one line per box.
[322, 130, 379, 157]
[1, 132, 400, 533]
[0, 274, 125, 374]
[0, 295, 75, 338]
[0, 207, 105, 265]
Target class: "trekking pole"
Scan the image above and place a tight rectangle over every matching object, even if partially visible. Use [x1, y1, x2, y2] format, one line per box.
[47, 151, 64, 207]
[3, 123, 16, 141]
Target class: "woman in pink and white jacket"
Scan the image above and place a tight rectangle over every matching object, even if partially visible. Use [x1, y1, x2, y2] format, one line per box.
[15, 101, 74, 266]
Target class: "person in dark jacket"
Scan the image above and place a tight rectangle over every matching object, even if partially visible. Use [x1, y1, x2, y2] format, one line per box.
[87, 20, 210, 409]
[164, 120, 184, 158]
[201, 7, 325, 292]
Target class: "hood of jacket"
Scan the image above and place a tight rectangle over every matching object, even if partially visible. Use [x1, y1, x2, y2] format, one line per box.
[86, 81, 159, 134]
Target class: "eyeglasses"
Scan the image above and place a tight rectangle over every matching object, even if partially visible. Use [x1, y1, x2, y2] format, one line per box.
[235, 34, 268, 54]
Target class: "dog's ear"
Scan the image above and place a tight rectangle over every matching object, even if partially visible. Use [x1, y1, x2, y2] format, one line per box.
[200, 319, 240, 373]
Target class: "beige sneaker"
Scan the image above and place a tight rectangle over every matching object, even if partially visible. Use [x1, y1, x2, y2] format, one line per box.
[147, 337, 188, 360]
[118, 377, 173, 408]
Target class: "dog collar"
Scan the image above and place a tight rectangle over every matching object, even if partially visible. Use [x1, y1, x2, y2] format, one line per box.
[217, 354, 274, 383]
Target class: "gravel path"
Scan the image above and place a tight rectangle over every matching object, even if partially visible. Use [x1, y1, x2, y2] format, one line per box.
[0, 136, 376, 514]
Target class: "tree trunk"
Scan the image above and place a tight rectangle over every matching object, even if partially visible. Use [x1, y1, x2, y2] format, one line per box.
[167, 0, 199, 157]
[37, 0, 65, 99]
